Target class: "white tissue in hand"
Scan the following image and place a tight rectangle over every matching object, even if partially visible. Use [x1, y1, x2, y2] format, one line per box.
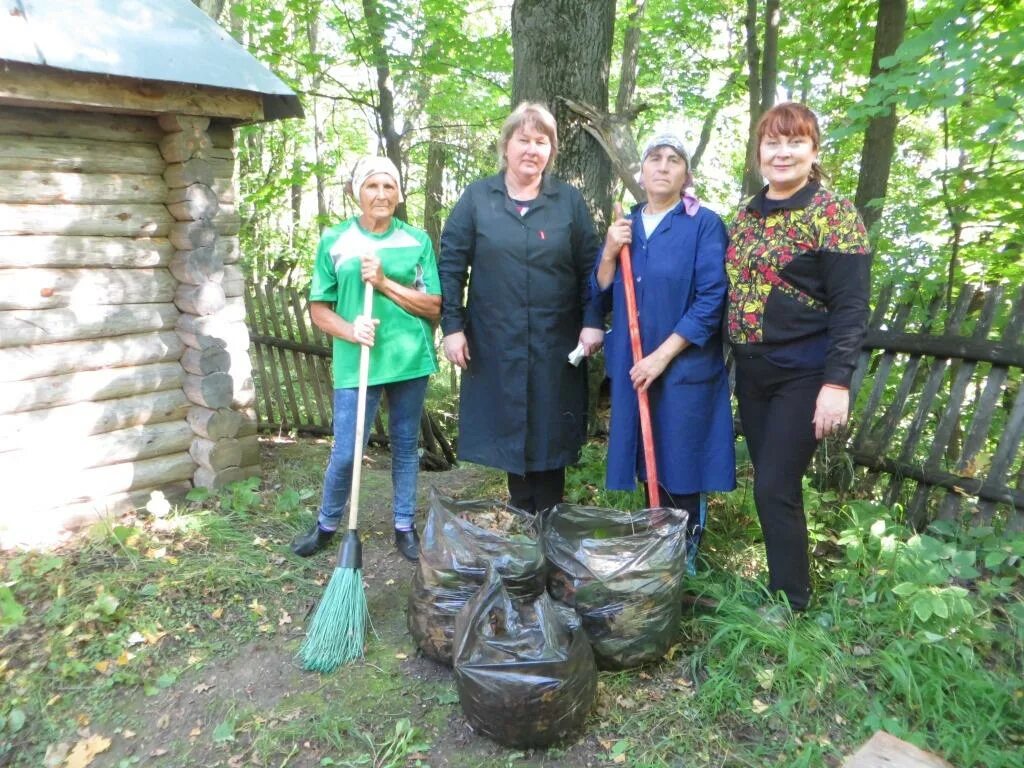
[567, 342, 585, 366]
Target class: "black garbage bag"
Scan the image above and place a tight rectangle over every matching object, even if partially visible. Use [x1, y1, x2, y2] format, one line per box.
[453, 567, 597, 749]
[407, 488, 545, 665]
[544, 504, 688, 669]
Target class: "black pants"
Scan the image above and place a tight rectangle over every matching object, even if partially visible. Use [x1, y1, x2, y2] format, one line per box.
[644, 487, 700, 529]
[507, 468, 565, 515]
[734, 354, 822, 611]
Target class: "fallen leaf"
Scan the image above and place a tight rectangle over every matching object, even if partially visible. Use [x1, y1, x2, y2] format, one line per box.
[278, 612, 292, 626]
[192, 683, 214, 694]
[189, 727, 202, 737]
[395, 652, 408, 660]
[385, 579, 395, 586]
[76, 714, 91, 727]
[126, 632, 146, 646]
[94, 660, 110, 674]
[145, 547, 167, 560]
[116, 651, 133, 666]
[150, 748, 169, 757]
[43, 742, 70, 768]
[211, 607, 224, 620]
[249, 599, 266, 616]
[157, 714, 170, 729]
[64, 734, 111, 768]
[122, 730, 136, 739]
[638, 671, 653, 680]
[613, 754, 627, 764]
[752, 698, 770, 714]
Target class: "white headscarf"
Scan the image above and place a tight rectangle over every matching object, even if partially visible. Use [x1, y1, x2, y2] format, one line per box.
[351, 155, 404, 202]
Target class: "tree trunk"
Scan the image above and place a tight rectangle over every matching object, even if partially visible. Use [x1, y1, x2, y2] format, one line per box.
[511, 0, 615, 230]
[423, 139, 446, 256]
[855, 0, 908, 238]
[741, 0, 780, 198]
[615, 0, 646, 116]
[362, 0, 407, 222]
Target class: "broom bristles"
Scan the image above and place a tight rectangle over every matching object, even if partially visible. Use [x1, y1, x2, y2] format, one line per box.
[299, 566, 367, 672]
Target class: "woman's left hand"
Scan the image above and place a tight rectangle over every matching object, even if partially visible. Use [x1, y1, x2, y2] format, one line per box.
[360, 253, 385, 288]
[630, 351, 669, 393]
[579, 327, 604, 356]
[813, 385, 850, 440]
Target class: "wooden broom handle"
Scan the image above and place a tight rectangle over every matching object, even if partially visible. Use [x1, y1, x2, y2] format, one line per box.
[346, 280, 374, 531]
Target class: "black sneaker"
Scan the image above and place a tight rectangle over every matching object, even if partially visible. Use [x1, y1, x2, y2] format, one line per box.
[291, 524, 335, 557]
[394, 528, 420, 562]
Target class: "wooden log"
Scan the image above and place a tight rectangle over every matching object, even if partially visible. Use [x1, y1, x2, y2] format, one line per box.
[222, 264, 245, 298]
[190, 437, 241, 471]
[169, 220, 218, 251]
[0, 135, 165, 175]
[212, 177, 235, 205]
[0, 202, 172, 237]
[159, 130, 213, 164]
[238, 408, 258, 437]
[0, 267, 177, 310]
[232, 376, 257, 408]
[194, 465, 257, 489]
[174, 281, 226, 316]
[216, 235, 239, 265]
[215, 208, 241, 236]
[187, 406, 242, 440]
[0, 303, 178, 349]
[167, 184, 220, 222]
[157, 115, 212, 134]
[177, 314, 249, 351]
[208, 122, 235, 149]
[183, 372, 233, 409]
[0, 481, 192, 549]
[0, 61, 263, 122]
[181, 345, 231, 376]
[9, 451, 196, 516]
[0, 170, 168, 204]
[0, 360, 185, 415]
[0, 235, 173, 270]
[164, 159, 216, 190]
[842, 730, 953, 768]
[238, 434, 260, 466]
[0, 329, 183, 383]
[0, 421, 194, 478]
[0, 389, 191, 452]
[169, 246, 223, 285]
[0, 106, 164, 144]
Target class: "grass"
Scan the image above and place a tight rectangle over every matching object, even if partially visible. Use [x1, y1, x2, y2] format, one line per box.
[1, 435, 1022, 767]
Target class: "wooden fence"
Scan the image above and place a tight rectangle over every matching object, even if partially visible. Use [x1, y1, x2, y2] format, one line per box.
[246, 280, 1023, 528]
[244, 282, 455, 469]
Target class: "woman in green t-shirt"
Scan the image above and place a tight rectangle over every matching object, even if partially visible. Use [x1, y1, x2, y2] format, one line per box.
[291, 156, 441, 562]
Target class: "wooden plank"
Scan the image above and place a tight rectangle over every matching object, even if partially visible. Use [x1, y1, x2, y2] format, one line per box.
[250, 286, 289, 427]
[288, 286, 331, 427]
[0, 106, 164, 143]
[243, 289, 273, 427]
[976, 379, 1024, 522]
[908, 287, 999, 525]
[0, 62, 264, 121]
[849, 283, 893, 404]
[0, 329, 183, 382]
[862, 328, 1024, 369]
[273, 285, 317, 429]
[260, 281, 302, 429]
[843, 730, 953, 768]
[0, 360, 185, 414]
[0, 202, 172, 237]
[0, 135, 165, 174]
[0, 267, 177, 310]
[0, 235, 173, 269]
[0, 302, 178, 348]
[882, 288, 974, 511]
[0, 389, 190, 452]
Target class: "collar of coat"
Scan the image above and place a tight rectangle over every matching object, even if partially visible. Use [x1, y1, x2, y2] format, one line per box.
[744, 180, 821, 216]
[486, 171, 562, 212]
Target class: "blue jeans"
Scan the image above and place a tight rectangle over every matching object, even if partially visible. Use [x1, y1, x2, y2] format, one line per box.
[318, 376, 428, 532]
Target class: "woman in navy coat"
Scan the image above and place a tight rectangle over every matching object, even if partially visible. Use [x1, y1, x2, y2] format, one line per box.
[594, 133, 735, 569]
[439, 102, 605, 514]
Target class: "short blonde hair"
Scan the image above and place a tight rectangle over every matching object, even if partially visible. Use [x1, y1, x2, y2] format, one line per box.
[498, 101, 558, 170]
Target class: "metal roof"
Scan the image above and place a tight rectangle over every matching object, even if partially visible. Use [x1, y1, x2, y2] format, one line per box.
[0, 0, 302, 120]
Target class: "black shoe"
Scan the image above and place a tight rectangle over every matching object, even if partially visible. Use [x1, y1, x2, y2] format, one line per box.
[394, 528, 420, 562]
[291, 524, 335, 557]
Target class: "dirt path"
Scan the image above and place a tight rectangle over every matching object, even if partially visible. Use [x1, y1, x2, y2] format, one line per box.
[92, 442, 614, 768]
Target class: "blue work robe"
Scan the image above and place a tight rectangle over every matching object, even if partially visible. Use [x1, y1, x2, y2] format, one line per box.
[594, 201, 736, 494]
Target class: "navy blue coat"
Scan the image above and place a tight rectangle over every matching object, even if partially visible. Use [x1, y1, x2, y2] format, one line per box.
[594, 201, 736, 494]
[440, 173, 603, 475]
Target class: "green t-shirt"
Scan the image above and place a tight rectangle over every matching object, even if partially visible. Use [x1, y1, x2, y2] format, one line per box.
[310, 217, 441, 388]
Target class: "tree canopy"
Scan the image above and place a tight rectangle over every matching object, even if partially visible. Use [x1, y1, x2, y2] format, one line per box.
[196, 0, 1024, 298]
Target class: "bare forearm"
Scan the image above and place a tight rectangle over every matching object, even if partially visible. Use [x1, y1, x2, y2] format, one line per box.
[653, 333, 690, 365]
[310, 302, 356, 343]
[376, 277, 441, 322]
[596, 249, 618, 289]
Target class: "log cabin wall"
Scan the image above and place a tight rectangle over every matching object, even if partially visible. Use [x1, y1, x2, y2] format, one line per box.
[0, 106, 258, 547]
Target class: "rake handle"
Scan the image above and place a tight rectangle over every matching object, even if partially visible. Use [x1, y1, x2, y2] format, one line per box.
[618, 242, 661, 508]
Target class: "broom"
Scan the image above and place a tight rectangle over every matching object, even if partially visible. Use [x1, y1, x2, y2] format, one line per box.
[300, 280, 374, 672]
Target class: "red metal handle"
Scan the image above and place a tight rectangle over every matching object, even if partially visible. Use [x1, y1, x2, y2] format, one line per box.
[618, 242, 660, 508]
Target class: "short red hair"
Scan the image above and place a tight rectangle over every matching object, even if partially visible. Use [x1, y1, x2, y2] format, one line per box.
[756, 102, 822, 180]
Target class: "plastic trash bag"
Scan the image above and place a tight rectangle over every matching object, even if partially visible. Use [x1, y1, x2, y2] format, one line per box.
[544, 504, 689, 669]
[453, 567, 597, 748]
[407, 488, 545, 665]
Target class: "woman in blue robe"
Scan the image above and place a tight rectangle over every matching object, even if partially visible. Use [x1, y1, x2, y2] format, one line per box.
[593, 133, 735, 571]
